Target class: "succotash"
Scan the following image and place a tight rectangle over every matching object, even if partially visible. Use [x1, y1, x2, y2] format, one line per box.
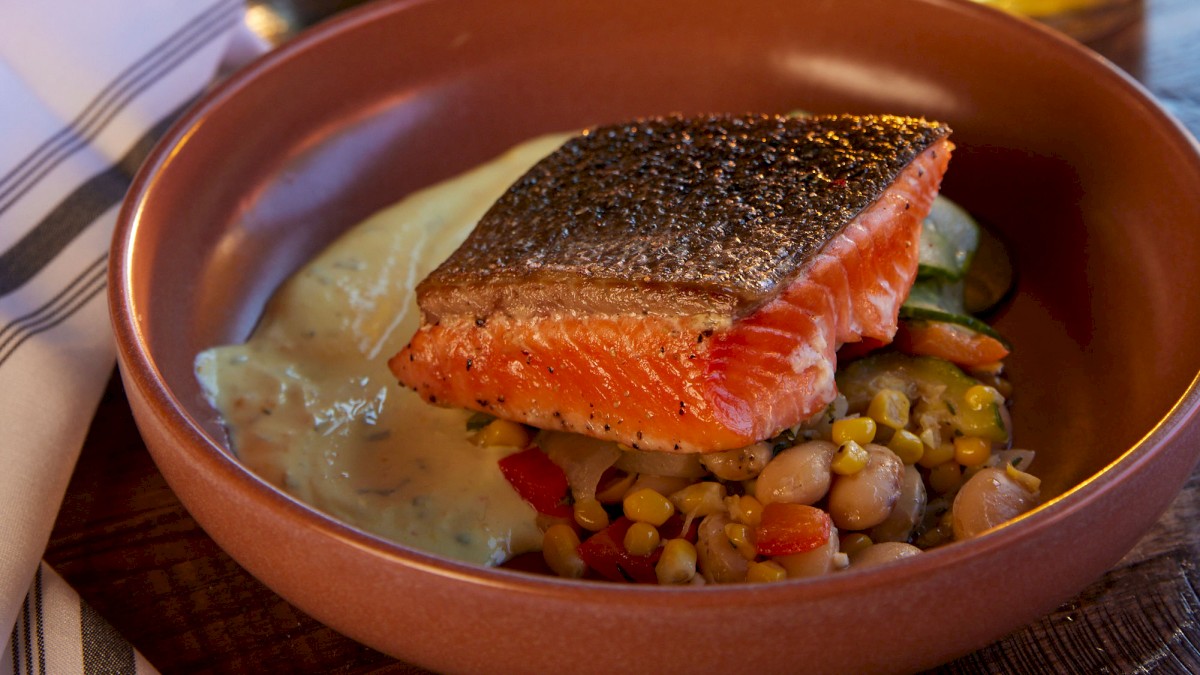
[474, 196, 1042, 584]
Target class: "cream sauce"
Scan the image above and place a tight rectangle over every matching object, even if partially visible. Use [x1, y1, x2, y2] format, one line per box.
[195, 132, 573, 566]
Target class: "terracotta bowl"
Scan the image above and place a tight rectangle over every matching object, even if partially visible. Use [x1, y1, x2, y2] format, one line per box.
[110, 0, 1200, 672]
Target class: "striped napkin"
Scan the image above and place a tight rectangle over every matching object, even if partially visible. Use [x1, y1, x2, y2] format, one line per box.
[0, 2, 262, 672]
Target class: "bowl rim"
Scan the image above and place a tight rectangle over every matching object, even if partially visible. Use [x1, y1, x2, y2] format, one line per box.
[109, 0, 1200, 606]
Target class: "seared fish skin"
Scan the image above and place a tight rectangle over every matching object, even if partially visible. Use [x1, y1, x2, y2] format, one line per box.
[392, 113, 952, 453]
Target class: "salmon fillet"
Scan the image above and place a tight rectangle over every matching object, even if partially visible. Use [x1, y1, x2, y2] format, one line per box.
[390, 114, 952, 453]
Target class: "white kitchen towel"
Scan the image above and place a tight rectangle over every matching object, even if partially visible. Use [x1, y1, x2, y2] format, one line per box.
[0, 1, 262, 672]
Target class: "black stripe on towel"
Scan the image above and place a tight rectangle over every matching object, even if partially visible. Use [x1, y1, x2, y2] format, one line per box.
[34, 567, 45, 675]
[8, 619, 19, 667]
[0, 0, 241, 218]
[9, 620, 20, 674]
[21, 588, 31, 675]
[0, 92, 195, 299]
[80, 601, 135, 675]
[0, 255, 107, 368]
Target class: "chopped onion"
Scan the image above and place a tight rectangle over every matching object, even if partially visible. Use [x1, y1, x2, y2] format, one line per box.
[989, 448, 1035, 471]
[696, 514, 749, 583]
[537, 431, 621, 502]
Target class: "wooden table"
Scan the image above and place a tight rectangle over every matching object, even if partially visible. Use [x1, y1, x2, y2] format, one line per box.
[46, 1, 1200, 672]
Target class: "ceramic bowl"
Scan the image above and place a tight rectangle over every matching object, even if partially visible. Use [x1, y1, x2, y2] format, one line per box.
[109, 0, 1200, 672]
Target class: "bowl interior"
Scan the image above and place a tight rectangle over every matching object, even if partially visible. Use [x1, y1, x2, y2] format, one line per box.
[127, 0, 1200, 548]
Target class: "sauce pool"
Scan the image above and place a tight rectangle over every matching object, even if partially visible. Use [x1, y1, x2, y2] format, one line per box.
[195, 132, 573, 566]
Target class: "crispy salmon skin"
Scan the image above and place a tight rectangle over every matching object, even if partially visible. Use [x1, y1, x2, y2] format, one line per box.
[390, 113, 953, 452]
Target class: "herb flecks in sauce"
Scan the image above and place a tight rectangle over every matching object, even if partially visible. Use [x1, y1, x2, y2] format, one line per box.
[195, 133, 573, 566]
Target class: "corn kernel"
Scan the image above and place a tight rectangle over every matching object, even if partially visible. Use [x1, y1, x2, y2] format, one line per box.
[965, 384, 1004, 411]
[831, 440, 870, 476]
[747, 560, 789, 583]
[868, 389, 911, 430]
[670, 481, 727, 518]
[624, 521, 661, 556]
[573, 497, 609, 532]
[655, 538, 698, 584]
[888, 429, 925, 464]
[1006, 462, 1043, 493]
[542, 524, 585, 578]
[472, 419, 532, 448]
[725, 494, 764, 527]
[623, 488, 675, 526]
[954, 435, 992, 467]
[917, 435, 955, 468]
[928, 462, 963, 494]
[839, 532, 873, 556]
[724, 522, 758, 560]
[832, 416, 877, 446]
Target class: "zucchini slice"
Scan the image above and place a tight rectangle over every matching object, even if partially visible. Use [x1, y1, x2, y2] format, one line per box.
[963, 224, 1015, 314]
[918, 195, 980, 280]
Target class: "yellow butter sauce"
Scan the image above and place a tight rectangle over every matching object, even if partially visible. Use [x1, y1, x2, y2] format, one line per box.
[195, 132, 572, 566]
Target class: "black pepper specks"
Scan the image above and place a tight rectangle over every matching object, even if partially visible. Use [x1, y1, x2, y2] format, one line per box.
[425, 113, 950, 315]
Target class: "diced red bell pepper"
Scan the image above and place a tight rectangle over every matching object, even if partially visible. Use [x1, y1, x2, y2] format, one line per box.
[578, 517, 657, 583]
[578, 515, 696, 584]
[498, 447, 572, 518]
[893, 320, 1009, 368]
[755, 502, 832, 556]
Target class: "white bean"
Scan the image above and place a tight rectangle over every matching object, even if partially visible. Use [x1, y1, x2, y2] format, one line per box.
[754, 440, 837, 505]
[952, 467, 1038, 540]
[849, 542, 923, 569]
[868, 465, 927, 543]
[700, 441, 773, 481]
[695, 513, 748, 583]
[827, 444, 904, 530]
[774, 528, 841, 578]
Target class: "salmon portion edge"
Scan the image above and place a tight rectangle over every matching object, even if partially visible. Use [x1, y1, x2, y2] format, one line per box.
[390, 138, 953, 453]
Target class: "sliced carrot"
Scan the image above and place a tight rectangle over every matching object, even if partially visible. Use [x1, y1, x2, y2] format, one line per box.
[894, 320, 1009, 368]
